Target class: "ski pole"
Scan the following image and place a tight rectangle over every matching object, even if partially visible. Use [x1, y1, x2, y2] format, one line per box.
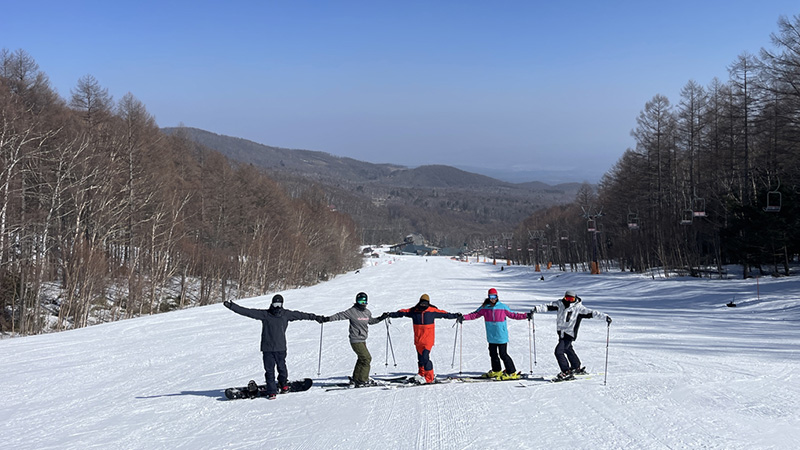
[451, 320, 459, 368]
[459, 322, 463, 375]
[527, 317, 533, 374]
[317, 322, 324, 376]
[385, 319, 397, 367]
[603, 322, 610, 386]
[532, 313, 537, 368]
[385, 320, 390, 369]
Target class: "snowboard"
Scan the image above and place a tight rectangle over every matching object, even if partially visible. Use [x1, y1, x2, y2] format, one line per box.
[224, 378, 313, 399]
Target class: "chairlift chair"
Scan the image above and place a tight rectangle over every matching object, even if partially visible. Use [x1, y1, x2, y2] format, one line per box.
[680, 209, 693, 225]
[627, 212, 639, 230]
[764, 191, 781, 212]
[587, 219, 596, 232]
[692, 198, 706, 217]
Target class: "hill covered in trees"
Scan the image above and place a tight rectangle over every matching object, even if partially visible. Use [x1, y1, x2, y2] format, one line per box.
[0, 49, 362, 335]
[163, 126, 586, 246]
[508, 15, 800, 278]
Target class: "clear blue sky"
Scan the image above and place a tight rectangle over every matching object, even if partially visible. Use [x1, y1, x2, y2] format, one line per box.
[2, 1, 798, 184]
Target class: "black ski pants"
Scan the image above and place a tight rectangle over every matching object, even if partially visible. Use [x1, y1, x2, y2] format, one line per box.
[262, 351, 288, 395]
[554, 333, 580, 373]
[488, 343, 516, 373]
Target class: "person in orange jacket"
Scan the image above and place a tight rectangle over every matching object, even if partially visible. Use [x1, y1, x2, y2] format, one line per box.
[386, 294, 461, 384]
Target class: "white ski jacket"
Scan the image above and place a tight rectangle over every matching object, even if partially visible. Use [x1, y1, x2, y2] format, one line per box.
[532, 299, 607, 340]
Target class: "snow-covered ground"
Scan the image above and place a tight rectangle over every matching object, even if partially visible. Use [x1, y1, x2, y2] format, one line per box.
[2, 252, 799, 449]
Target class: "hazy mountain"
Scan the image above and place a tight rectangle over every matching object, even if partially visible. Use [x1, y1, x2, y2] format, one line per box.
[162, 126, 586, 244]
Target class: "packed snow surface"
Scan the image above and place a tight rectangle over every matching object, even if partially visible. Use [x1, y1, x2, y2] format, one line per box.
[2, 252, 800, 449]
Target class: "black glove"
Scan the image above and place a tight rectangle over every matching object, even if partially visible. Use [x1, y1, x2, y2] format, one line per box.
[526, 311, 533, 320]
[378, 312, 389, 321]
[606, 316, 612, 324]
[456, 313, 464, 324]
[223, 301, 232, 309]
[315, 316, 328, 323]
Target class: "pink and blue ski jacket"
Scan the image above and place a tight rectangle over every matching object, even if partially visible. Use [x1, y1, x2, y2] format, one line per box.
[463, 301, 528, 344]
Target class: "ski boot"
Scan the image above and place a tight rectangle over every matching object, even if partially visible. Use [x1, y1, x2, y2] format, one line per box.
[499, 371, 521, 381]
[553, 371, 575, 382]
[570, 367, 588, 376]
[481, 370, 503, 379]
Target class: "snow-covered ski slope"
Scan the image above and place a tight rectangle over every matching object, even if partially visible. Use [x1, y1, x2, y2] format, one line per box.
[2, 253, 800, 449]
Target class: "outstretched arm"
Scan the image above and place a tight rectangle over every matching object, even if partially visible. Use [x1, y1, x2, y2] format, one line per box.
[286, 310, 324, 322]
[387, 310, 410, 319]
[225, 301, 267, 320]
[369, 312, 389, 325]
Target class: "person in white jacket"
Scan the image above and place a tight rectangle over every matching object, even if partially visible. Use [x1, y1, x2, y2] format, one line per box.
[530, 290, 611, 381]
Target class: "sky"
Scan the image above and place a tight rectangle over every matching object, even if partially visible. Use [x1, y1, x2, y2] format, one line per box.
[2, 1, 799, 184]
[2, 251, 799, 449]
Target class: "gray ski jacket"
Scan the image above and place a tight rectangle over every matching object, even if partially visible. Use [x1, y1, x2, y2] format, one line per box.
[327, 305, 383, 343]
[532, 300, 607, 340]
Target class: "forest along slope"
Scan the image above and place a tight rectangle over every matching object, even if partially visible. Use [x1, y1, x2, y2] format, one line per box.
[1, 253, 799, 449]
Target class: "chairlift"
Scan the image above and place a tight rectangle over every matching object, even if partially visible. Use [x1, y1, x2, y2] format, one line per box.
[692, 198, 706, 217]
[680, 209, 693, 225]
[627, 212, 639, 230]
[587, 219, 596, 232]
[764, 191, 781, 212]
[560, 230, 569, 241]
[627, 217, 640, 230]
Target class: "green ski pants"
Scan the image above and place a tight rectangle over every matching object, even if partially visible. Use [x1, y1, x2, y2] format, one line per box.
[350, 341, 372, 383]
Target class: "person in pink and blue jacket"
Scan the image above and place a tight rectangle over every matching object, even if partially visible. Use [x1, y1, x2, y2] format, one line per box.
[460, 288, 528, 380]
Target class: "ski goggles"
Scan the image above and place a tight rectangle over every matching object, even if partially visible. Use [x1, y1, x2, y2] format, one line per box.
[356, 294, 368, 305]
[488, 294, 498, 300]
[564, 295, 576, 302]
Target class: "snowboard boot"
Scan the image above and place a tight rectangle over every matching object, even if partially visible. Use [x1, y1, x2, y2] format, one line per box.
[247, 380, 259, 398]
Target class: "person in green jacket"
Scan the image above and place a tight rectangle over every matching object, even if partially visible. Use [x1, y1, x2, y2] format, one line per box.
[319, 292, 388, 387]
[224, 294, 322, 399]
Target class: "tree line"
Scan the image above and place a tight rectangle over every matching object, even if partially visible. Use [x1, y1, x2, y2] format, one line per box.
[511, 15, 800, 278]
[0, 49, 362, 336]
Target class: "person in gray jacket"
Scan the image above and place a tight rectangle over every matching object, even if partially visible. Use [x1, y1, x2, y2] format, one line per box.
[529, 290, 612, 381]
[224, 294, 322, 398]
[319, 292, 388, 387]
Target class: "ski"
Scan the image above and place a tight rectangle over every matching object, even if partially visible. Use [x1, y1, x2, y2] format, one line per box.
[324, 376, 449, 391]
[526, 372, 600, 383]
[324, 377, 398, 391]
[445, 372, 531, 383]
[224, 378, 313, 400]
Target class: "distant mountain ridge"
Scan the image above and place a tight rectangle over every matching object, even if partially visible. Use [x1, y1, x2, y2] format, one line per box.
[162, 126, 585, 245]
